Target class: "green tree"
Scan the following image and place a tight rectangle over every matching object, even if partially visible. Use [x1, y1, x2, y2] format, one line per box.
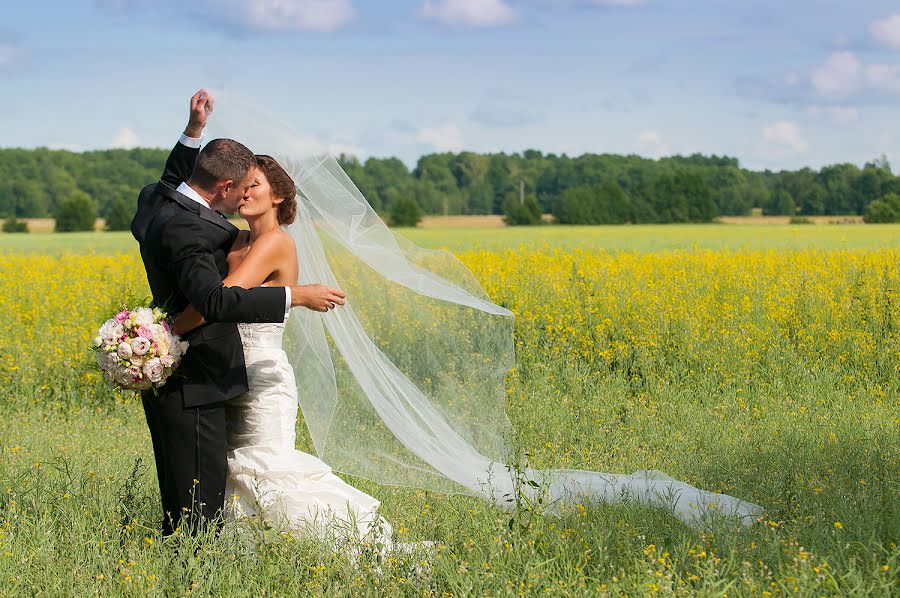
[55, 191, 97, 232]
[864, 193, 900, 223]
[763, 189, 796, 215]
[104, 198, 133, 231]
[388, 196, 423, 227]
[2, 216, 28, 233]
[502, 193, 542, 225]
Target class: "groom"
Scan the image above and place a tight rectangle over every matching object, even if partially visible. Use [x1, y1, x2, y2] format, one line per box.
[131, 90, 344, 536]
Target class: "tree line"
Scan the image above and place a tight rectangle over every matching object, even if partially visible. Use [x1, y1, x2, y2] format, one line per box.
[1, 147, 899, 229]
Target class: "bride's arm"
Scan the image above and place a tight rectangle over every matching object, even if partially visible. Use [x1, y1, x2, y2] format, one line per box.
[172, 232, 295, 335]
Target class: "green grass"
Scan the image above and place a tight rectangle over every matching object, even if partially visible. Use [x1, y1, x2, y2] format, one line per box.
[0, 232, 897, 596]
[3, 223, 900, 255]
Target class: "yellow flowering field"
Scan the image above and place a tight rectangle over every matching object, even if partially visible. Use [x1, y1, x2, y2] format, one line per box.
[0, 247, 897, 596]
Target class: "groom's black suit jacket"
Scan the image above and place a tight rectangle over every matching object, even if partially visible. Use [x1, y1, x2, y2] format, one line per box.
[131, 141, 286, 407]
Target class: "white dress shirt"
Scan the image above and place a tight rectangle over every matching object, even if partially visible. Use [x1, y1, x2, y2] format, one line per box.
[174, 134, 291, 315]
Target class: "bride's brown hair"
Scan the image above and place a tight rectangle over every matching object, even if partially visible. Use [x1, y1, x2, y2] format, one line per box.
[255, 155, 297, 225]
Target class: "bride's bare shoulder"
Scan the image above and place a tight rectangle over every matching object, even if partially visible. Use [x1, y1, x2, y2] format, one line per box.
[257, 228, 296, 254]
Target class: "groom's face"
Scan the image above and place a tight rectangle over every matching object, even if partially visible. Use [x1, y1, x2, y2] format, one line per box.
[217, 172, 255, 215]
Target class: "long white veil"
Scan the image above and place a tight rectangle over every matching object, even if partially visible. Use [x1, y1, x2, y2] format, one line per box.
[208, 95, 762, 528]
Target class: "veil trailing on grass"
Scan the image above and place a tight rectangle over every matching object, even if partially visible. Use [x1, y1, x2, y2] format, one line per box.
[209, 95, 762, 528]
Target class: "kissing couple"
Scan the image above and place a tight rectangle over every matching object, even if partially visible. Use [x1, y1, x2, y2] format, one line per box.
[131, 89, 762, 547]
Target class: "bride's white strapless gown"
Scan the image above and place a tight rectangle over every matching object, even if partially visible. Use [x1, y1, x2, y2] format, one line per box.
[225, 311, 392, 544]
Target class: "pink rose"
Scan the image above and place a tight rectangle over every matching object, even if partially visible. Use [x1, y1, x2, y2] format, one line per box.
[137, 325, 154, 339]
[114, 310, 130, 323]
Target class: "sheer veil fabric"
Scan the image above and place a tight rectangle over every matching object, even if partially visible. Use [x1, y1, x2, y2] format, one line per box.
[208, 94, 763, 528]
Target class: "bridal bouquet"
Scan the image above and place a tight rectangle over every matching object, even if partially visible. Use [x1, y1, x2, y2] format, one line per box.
[92, 307, 188, 391]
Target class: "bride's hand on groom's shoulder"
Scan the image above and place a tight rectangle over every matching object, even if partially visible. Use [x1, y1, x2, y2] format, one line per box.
[183, 88, 214, 139]
[290, 284, 346, 313]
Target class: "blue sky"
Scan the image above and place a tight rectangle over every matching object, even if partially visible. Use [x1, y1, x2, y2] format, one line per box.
[2, 0, 899, 171]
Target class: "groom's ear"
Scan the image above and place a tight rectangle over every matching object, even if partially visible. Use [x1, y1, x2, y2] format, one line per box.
[216, 179, 234, 199]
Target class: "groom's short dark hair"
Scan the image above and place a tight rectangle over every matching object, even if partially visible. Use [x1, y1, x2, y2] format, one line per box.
[189, 138, 257, 190]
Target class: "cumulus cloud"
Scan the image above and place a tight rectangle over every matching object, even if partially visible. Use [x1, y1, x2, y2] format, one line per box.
[871, 13, 900, 50]
[762, 121, 808, 154]
[97, 0, 356, 33]
[811, 51, 861, 97]
[633, 130, 669, 159]
[112, 127, 140, 149]
[420, 0, 516, 28]
[417, 124, 463, 152]
[231, 0, 355, 32]
[542, 0, 645, 6]
[743, 50, 900, 107]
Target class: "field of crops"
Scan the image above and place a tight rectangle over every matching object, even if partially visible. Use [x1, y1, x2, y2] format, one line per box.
[0, 227, 897, 596]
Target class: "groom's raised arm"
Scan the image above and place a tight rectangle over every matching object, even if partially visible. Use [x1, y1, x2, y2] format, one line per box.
[159, 90, 212, 188]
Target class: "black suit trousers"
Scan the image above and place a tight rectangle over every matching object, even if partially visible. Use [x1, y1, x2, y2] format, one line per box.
[142, 386, 228, 536]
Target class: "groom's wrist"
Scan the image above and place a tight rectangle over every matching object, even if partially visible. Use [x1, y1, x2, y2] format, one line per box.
[179, 131, 203, 148]
[289, 286, 308, 309]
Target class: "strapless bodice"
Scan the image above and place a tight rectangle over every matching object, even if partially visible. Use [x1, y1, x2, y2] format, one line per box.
[238, 284, 289, 350]
[238, 311, 289, 350]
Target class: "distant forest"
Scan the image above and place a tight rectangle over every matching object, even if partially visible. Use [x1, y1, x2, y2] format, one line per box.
[1, 146, 898, 224]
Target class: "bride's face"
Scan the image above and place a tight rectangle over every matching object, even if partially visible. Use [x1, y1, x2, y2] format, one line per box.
[239, 167, 283, 221]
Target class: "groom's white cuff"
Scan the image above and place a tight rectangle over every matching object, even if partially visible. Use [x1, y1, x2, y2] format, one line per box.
[284, 288, 291, 314]
[178, 133, 202, 149]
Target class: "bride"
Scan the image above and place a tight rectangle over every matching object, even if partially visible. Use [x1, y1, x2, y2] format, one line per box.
[171, 90, 761, 547]
[171, 150, 395, 545]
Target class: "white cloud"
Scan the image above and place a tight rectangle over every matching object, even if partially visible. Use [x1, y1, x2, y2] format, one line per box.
[871, 13, 900, 50]
[807, 51, 900, 101]
[811, 51, 861, 97]
[98, 0, 356, 33]
[865, 64, 900, 94]
[420, 0, 516, 28]
[762, 121, 808, 154]
[807, 105, 859, 125]
[234, 0, 356, 32]
[417, 124, 463, 151]
[112, 127, 140, 149]
[543, 0, 645, 5]
[634, 130, 669, 159]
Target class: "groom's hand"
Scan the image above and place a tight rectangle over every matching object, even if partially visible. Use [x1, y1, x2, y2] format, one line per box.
[183, 89, 214, 139]
[290, 284, 347, 313]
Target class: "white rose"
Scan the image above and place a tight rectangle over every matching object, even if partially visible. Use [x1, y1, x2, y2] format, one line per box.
[117, 342, 133, 359]
[159, 354, 174, 368]
[131, 337, 151, 356]
[99, 320, 124, 345]
[143, 358, 164, 383]
[132, 308, 155, 327]
[130, 355, 144, 367]
[93, 336, 103, 348]
[106, 353, 120, 370]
